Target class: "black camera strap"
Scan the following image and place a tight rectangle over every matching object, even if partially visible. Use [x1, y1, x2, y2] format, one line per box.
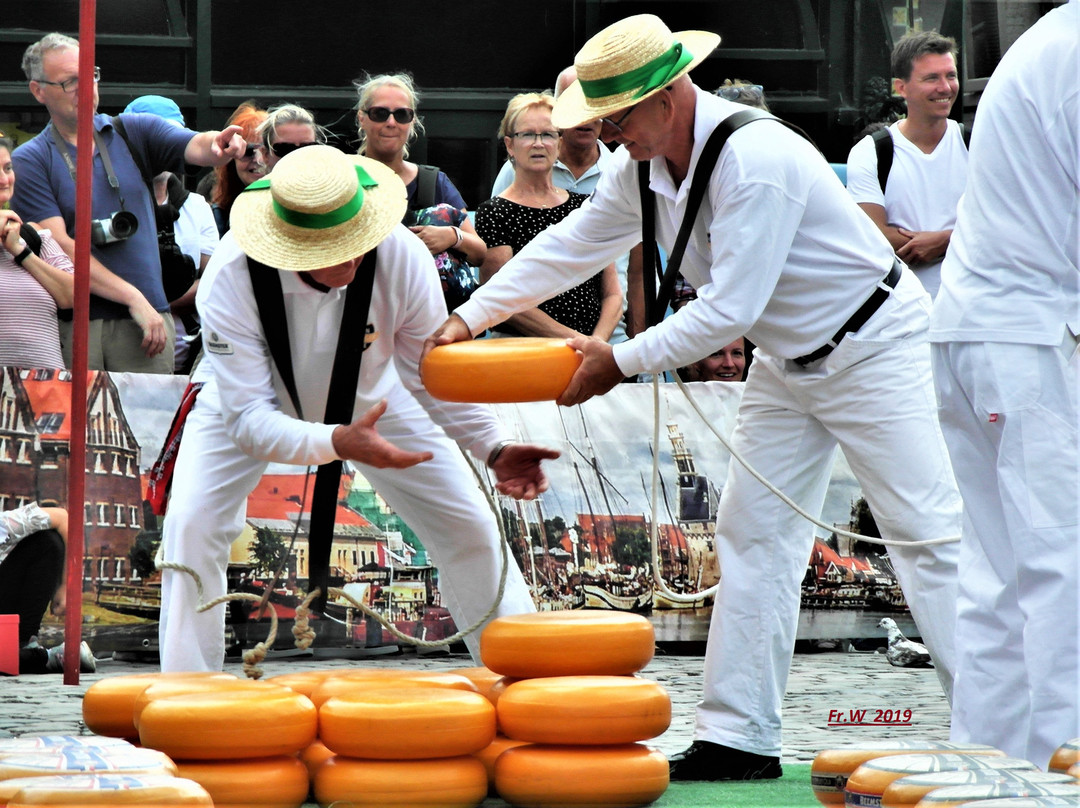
[51, 125, 131, 212]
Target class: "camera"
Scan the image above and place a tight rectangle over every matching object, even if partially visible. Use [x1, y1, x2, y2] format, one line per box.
[90, 210, 139, 246]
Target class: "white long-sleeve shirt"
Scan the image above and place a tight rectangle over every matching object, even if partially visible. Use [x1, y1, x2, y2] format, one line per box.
[455, 86, 900, 375]
[195, 225, 508, 466]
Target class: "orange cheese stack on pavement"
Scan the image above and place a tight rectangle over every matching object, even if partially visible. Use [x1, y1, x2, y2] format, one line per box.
[498, 676, 670, 746]
[421, 338, 582, 403]
[881, 769, 1076, 808]
[910, 773, 1080, 807]
[138, 685, 317, 760]
[844, 754, 1039, 808]
[82, 672, 238, 740]
[319, 687, 495, 760]
[174, 756, 310, 808]
[308, 668, 478, 709]
[314, 755, 488, 808]
[495, 743, 669, 808]
[1049, 740, 1080, 775]
[480, 612, 655, 678]
[811, 741, 1006, 805]
[5, 773, 212, 806]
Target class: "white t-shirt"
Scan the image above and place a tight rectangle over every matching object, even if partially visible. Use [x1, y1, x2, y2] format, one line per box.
[174, 190, 218, 268]
[931, 0, 1080, 345]
[846, 120, 968, 299]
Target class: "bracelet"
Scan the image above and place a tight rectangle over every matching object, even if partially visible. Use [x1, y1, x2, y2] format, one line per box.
[12, 246, 32, 266]
[487, 439, 514, 468]
[451, 226, 463, 249]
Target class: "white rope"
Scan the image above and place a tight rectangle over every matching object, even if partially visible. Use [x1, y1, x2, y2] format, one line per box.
[648, 374, 961, 605]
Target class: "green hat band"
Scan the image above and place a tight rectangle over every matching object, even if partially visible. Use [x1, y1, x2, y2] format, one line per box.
[245, 164, 377, 230]
[578, 42, 694, 101]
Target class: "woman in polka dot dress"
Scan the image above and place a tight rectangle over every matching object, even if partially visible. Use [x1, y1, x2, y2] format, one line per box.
[475, 92, 622, 338]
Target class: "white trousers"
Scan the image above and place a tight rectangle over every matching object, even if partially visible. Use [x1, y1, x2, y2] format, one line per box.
[932, 337, 1080, 768]
[695, 272, 961, 756]
[158, 386, 535, 671]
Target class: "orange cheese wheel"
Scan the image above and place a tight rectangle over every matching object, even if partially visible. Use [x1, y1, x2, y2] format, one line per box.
[421, 338, 582, 403]
[319, 687, 495, 759]
[497, 676, 670, 745]
[138, 688, 317, 760]
[1049, 740, 1080, 774]
[298, 739, 336, 781]
[0, 749, 177, 781]
[314, 755, 487, 808]
[6, 774, 212, 807]
[911, 775, 1080, 807]
[82, 672, 237, 739]
[262, 669, 340, 700]
[845, 754, 1038, 807]
[494, 743, 669, 808]
[309, 669, 477, 709]
[480, 612, 655, 678]
[811, 741, 1005, 805]
[472, 735, 531, 790]
[881, 769, 1075, 808]
[174, 756, 309, 808]
[132, 679, 282, 732]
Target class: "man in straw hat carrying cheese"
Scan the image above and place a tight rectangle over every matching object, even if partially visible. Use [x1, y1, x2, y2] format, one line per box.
[428, 15, 962, 780]
[158, 145, 558, 671]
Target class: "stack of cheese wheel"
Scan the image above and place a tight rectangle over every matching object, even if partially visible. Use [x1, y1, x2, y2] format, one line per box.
[5, 773, 212, 807]
[1048, 740, 1079, 776]
[82, 671, 238, 740]
[481, 612, 671, 808]
[882, 770, 1077, 807]
[909, 772, 1080, 807]
[844, 754, 1039, 807]
[0, 746, 178, 805]
[316, 681, 494, 808]
[136, 679, 315, 808]
[812, 741, 1007, 806]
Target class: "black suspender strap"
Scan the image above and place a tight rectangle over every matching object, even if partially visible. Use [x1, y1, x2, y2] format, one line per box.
[247, 250, 379, 615]
[637, 160, 659, 326]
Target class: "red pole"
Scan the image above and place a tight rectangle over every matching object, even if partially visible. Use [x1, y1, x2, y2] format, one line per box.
[63, 0, 97, 685]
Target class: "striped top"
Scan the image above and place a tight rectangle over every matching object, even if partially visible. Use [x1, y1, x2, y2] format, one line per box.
[0, 227, 73, 369]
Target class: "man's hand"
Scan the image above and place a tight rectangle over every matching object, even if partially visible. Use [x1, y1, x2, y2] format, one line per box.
[128, 295, 168, 357]
[492, 443, 562, 501]
[212, 125, 246, 162]
[421, 313, 474, 364]
[896, 228, 951, 265]
[408, 225, 455, 255]
[332, 399, 434, 468]
[556, 336, 624, 407]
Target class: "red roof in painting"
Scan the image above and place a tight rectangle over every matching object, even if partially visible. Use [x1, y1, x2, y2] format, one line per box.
[812, 537, 872, 572]
[19, 371, 96, 441]
[248, 473, 372, 527]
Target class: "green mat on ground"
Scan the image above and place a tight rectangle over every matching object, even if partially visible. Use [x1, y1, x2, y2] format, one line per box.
[476, 763, 817, 808]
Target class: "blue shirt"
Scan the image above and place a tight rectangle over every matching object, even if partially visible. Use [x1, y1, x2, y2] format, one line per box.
[12, 112, 194, 319]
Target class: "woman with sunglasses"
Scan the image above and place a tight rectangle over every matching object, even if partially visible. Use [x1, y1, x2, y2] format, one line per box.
[355, 73, 486, 270]
[475, 93, 621, 340]
[258, 103, 325, 172]
[208, 101, 267, 236]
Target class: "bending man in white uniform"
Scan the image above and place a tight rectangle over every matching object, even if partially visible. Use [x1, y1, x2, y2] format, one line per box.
[930, 0, 1079, 769]
[159, 145, 558, 671]
[427, 14, 961, 781]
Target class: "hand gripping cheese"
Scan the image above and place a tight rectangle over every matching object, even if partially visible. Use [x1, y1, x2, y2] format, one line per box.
[494, 743, 669, 808]
[421, 338, 582, 403]
[480, 612, 655, 678]
[314, 755, 488, 808]
[138, 687, 317, 760]
[319, 688, 495, 760]
[497, 677, 670, 745]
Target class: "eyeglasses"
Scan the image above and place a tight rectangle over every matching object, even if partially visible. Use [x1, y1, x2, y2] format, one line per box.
[599, 104, 638, 138]
[512, 131, 559, 144]
[364, 107, 415, 124]
[35, 66, 101, 94]
[238, 143, 262, 160]
[269, 141, 317, 159]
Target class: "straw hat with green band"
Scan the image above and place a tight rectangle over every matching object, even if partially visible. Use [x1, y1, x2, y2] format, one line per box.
[551, 14, 721, 130]
[231, 145, 407, 272]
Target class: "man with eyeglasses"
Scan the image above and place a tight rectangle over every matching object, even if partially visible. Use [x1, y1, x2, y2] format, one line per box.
[12, 32, 245, 373]
[428, 14, 961, 781]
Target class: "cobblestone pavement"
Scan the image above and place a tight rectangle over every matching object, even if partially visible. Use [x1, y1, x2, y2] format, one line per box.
[1, 646, 951, 759]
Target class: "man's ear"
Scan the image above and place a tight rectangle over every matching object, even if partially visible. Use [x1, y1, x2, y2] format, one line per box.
[28, 81, 48, 105]
[892, 77, 907, 99]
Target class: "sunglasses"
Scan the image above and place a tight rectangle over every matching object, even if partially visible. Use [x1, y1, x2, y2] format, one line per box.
[270, 141, 317, 159]
[364, 106, 415, 124]
[239, 143, 262, 160]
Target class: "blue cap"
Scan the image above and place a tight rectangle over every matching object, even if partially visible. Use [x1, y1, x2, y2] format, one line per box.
[123, 95, 185, 126]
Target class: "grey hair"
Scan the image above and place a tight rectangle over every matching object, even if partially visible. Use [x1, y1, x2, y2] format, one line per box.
[22, 33, 80, 82]
[353, 72, 425, 159]
[255, 103, 327, 147]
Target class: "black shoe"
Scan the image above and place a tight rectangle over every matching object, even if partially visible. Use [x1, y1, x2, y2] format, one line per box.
[668, 741, 783, 781]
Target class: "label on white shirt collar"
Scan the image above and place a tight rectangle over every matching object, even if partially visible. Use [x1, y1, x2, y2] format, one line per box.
[204, 331, 234, 355]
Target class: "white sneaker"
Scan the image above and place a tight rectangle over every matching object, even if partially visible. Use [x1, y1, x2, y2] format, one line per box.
[45, 642, 96, 673]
